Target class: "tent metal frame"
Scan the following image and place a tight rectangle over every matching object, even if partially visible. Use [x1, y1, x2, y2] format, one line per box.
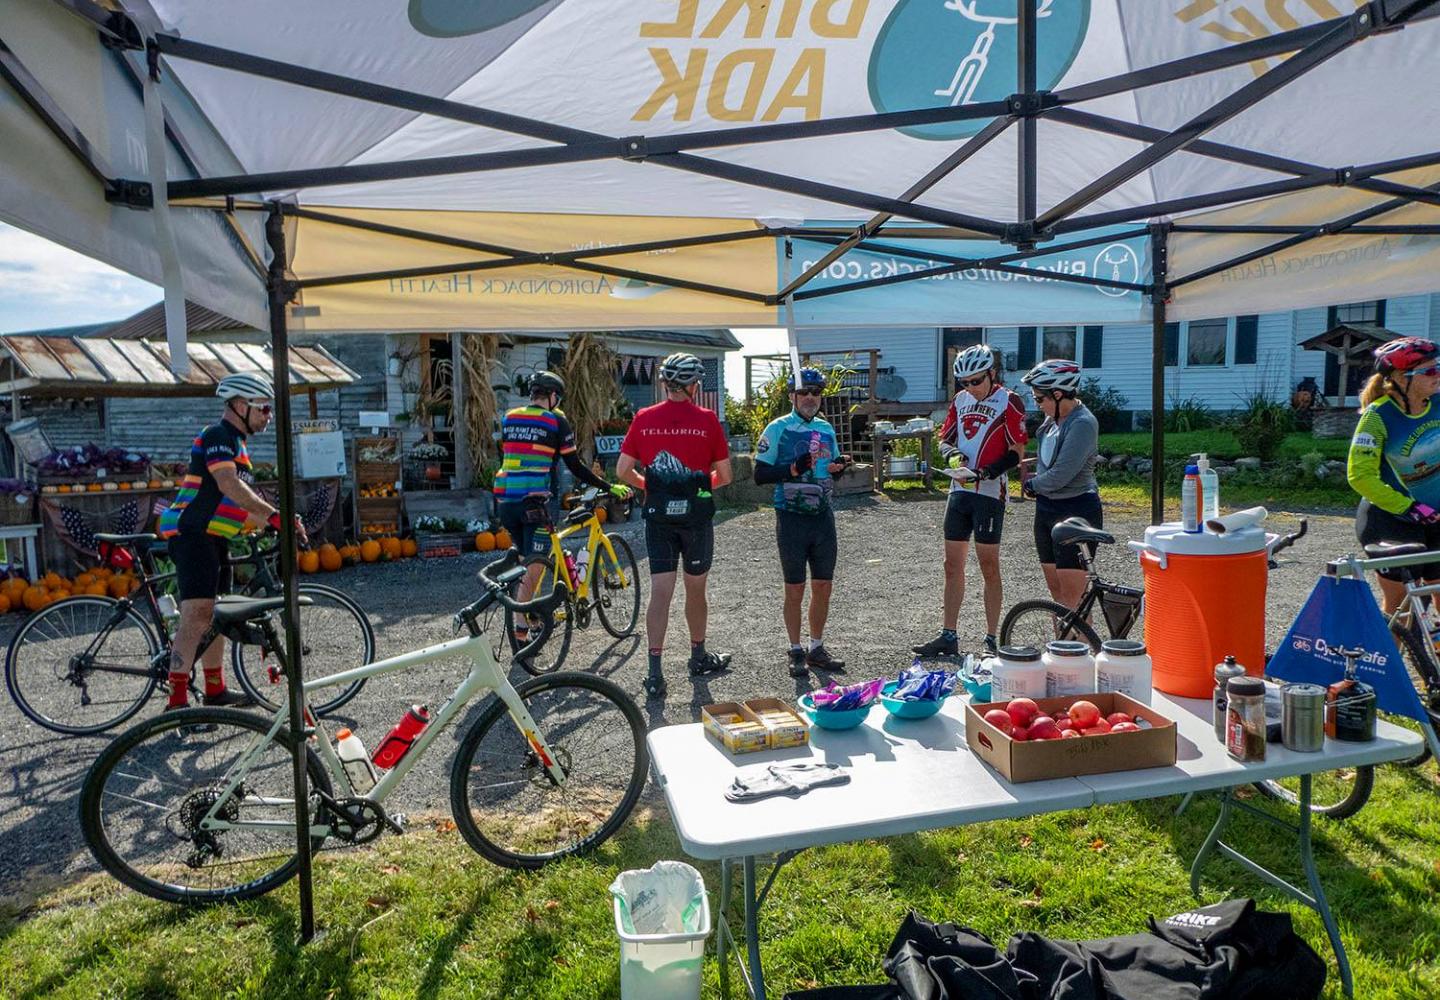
[8, 0, 1440, 959]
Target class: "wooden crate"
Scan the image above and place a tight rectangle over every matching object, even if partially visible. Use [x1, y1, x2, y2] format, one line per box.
[356, 496, 402, 536]
[356, 461, 401, 486]
[416, 531, 471, 559]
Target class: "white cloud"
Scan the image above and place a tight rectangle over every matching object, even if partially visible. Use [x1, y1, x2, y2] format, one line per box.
[0, 223, 159, 332]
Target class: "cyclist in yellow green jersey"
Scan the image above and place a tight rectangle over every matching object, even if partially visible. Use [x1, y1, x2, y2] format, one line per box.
[1348, 336, 1440, 613]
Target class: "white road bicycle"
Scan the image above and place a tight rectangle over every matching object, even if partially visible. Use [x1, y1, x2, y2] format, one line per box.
[80, 550, 648, 905]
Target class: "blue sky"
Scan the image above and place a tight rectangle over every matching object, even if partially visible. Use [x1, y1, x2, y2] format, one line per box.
[0, 222, 161, 333]
[0, 221, 783, 389]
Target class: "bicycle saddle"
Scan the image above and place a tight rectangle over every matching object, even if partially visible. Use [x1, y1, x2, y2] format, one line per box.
[94, 532, 156, 545]
[1051, 517, 1114, 549]
[1363, 541, 1429, 560]
[562, 505, 592, 526]
[211, 594, 313, 626]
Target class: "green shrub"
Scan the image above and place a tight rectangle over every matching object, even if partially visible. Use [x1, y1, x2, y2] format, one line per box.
[1079, 377, 1130, 433]
[738, 360, 857, 445]
[1232, 389, 1294, 462]
[1298, 450, 1325, 479]
[1164, 396, 1217, 433]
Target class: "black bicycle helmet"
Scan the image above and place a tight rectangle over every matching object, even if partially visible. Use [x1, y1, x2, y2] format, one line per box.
[529, 370, 565, 399]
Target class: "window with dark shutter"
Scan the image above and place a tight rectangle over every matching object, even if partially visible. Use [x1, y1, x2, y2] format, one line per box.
[1017, 327, 1037, 369]
[1164, 323, 1179, 367]
[1235, 316, 1258, 365]
[1082, 326, 1103, 369]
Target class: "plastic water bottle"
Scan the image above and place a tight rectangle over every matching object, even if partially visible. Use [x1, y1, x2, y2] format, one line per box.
[336, 728, 378, 793]
[563, 550, 579, 588]
[572, 546, 589, 583]
[1195, 453, 1220, 521]
[156, 593, 179, 619]
[1181, 464, 1202, 533]
[372, 705, 430, 770]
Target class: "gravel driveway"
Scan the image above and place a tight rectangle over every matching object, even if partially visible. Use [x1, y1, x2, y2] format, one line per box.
[0, 496, 1354, 902]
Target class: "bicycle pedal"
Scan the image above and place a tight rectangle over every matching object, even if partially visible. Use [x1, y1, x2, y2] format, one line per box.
[387, 812, 408, 834]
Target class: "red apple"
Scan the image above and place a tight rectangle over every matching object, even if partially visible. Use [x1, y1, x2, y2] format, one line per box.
[1028, 716, 1061, 741]
[1110, 722, 1141, 733]
[1080, 719, 1112, 736]
[983, 709, 1014, 736]
[1010, 725, 1030, 742]
[1068, 700, 1102, 729]
[1006, 698, 1040, 728]
[1061, 729, 1082, 739]
[1055, 717, 1076, 732]
[1106, 712, 1134, 727]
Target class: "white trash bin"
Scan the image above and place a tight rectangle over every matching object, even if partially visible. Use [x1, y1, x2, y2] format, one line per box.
[610, 860, 711, 1000]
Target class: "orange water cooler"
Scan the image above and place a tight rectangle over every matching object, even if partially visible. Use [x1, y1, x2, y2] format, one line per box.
[1133, 523, 1269, 698]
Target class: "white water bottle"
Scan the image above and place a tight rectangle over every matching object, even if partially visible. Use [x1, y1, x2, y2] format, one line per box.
[336, 728, 378, 793]
[157, 593, 179, 619]
[573, 546, 589, 581]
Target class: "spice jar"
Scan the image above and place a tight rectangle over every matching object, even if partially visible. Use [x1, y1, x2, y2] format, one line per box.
[1225, 676, 1267, 762]
[1212, 656, 1248, 743]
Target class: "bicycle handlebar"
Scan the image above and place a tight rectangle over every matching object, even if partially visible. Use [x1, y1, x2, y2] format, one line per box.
[455, 548, 565, 661]
[1267, 518, 1308, 568]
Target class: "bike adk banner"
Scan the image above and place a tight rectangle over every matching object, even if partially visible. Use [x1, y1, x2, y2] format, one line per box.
[1265, 575, 1429, 722]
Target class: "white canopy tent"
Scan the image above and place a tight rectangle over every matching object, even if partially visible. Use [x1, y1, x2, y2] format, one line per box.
[5, 0, 1440, 950]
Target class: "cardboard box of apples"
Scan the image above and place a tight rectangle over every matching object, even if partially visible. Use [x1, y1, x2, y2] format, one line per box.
[965, 693, 1177, 783]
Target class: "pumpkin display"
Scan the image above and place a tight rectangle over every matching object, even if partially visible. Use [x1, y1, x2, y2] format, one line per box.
[22, 586, 47, 612]
[494, 528, 513, 551]
[339, 542, 360, 564]
[318, 546, 343, 572]
[74, 572, 95, 587]
[474, 531, 496, 553]
[298, 550, 321, 574]
[106, 576, 129, 598]
[87, 483, 103, 493]
[360, 539, 382, 563]
[401, 538, 418, 558]
[379, 536, 402, 560]
[85, 582, 108, 597]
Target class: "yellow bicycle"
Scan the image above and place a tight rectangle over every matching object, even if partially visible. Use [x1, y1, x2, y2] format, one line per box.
[506, 488, 642, 674]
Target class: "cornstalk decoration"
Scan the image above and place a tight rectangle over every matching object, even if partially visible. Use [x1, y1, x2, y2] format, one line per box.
[559, 332, 622, 463]
[460, 334, 499, 483]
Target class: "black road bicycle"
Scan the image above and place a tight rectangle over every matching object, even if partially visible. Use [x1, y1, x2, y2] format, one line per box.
[999, 517, 1307, 651]
[5, 531, 374, 735]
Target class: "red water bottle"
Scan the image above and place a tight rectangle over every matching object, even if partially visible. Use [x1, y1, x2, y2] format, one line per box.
[372, 705, 430, 769]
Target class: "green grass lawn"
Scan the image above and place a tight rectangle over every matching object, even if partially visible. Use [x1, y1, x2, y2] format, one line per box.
[3, 753, 1437, 999]
[1096, 430, 1350, 463]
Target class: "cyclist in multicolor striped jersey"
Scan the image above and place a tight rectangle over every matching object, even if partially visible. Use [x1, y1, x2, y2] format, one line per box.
[493, 371, 632, 657]
[1348, 336, 1440, 613]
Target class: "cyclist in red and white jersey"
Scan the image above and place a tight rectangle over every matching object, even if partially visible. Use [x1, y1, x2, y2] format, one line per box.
[912, 345, 1026, 658]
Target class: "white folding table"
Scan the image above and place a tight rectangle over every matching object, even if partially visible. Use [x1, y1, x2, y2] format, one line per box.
[647, 692, 1422, 1000]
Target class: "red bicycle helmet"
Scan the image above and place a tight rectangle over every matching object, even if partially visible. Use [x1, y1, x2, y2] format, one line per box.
[1373, 336, 1439, 375]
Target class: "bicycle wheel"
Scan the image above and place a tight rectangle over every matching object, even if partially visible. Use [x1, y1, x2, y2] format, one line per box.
[449, 671, 647, 869]
[999, 599, 1103, 652]
[1385, 618, 1436, 767]
[80, 707, 333, 904]
[1254, 765, 1375, 820]
[502, 557, 574, 675]
[231, 584, 374, 716]
[594, 533, 641, 639]
[5, 596, 162, 735]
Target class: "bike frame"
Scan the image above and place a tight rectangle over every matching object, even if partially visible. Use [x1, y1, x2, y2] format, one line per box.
[542, 511, 628, 602]
[198, 626, 564, 836]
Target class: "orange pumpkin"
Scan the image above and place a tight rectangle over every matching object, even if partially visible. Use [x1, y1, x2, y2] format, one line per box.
[474, 531, 496, 552]
[298, 550, 321, 574]
[319, 547, 343, 572]
[85, 582, 108, 597]
[22, 586, 47, 612]
[401, 538, 418, 558]
[118, 482, 132, 491]
[380, 536, 402, 560]
[149, 479, 163, 489]
[0, 594, 9, 615]
[43, 572, 63, 589]
[107, 577, 129, 598]
[360, 539, 381, 563]
[493, 528, 513, 551]
[74, 572, 95, 587]
[87, 483, 103, 493]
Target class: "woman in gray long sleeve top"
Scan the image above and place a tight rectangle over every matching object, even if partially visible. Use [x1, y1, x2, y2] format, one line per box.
[1020, 360, 1103, 610]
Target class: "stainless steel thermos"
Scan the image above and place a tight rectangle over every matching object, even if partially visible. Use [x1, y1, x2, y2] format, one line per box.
[1281, 683, 1327, 752]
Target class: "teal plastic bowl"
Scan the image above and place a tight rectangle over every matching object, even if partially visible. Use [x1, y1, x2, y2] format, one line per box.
[880, 682, 948, 720]
[797, 692, 871, 730]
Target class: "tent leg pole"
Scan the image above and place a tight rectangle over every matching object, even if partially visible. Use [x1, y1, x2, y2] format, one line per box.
[1149, 224, 1170, 527]
[266, 204, 315, 945]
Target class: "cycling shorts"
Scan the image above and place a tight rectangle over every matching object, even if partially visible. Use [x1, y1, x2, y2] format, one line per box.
[645, 519, 714, 576]
[169, 531, 233, 601]
[496, 498, 555, 557]
[1034, 492, 1104, 571]
[944, 491, 1005, 545]
[776, 509, 837, 585]
[1356, 499, 1440, 581]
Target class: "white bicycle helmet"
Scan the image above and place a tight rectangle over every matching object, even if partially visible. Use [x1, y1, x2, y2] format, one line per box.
[1022, 359, 1083, 395]
[952, 344, 997, 381]
[658, 352, 704, 387]
[216, 371, 274, 400]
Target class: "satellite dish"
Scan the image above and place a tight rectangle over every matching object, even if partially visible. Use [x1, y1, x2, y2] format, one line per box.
[875, 373, 907, 401]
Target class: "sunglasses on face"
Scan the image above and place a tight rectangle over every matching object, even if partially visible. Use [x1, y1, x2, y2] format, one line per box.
[247, 401, 274, 415]
[794, 388, 822, 397]
[1411, 366, 1440, 378]
[959, 375, 990, 388]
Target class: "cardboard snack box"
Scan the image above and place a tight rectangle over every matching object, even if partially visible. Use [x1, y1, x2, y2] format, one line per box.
[965, 692, 1177, 783]
[744, 698, 809, 749]
[702, 702, 771, 754]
